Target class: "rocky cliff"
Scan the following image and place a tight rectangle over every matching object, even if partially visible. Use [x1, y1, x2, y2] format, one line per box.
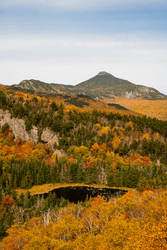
[0, 109, 59, 145]
[41, 127, 59, 145]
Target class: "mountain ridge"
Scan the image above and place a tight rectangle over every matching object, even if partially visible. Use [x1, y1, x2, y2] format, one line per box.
[7, 72, 167, 100]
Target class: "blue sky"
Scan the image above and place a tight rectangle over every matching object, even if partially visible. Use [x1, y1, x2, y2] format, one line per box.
[0, 0, 167, 94]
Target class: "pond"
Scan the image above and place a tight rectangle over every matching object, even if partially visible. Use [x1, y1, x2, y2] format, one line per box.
[37, 185, 127, 203]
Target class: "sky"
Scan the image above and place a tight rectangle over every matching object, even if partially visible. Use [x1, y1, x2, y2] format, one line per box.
[0, 0, 167, 94]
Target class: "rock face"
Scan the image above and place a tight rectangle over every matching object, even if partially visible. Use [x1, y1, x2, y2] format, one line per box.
[41, 127, 59, 145]
[38, 186, 127, 203]
[0, 109, 59, 145]
[0, 109, 38, 144]
[124, 91, 139, 99]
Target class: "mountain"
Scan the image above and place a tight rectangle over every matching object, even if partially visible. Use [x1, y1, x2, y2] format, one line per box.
[75, 71, 167, 100]
[7, 71, 167, 100]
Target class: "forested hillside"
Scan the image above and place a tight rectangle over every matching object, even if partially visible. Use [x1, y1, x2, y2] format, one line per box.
[110, 99, 167, 121]
[1, 89, 167, 249]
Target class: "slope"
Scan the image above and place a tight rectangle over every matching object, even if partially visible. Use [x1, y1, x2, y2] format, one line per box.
[7, 71, 167, 100]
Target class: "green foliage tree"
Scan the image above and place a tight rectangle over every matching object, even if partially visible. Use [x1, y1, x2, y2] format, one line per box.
[25, 119, 33, 131]
[2, 123, 9, 133]
[51, 101, 58, 111]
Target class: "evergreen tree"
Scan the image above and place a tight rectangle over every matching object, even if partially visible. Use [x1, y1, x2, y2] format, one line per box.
[77, 163, 84, 183]
[0, 222, 5, 239]
[34, 207, 41, 217]
[108, 172, 115, 187]
[70, 163, 78, 183]
[137, 177, 148, 191]
[126, 166, 139, 188]
[1, 123, 9, 133]
[43, 197, 49, 212]
[51, 101, 58, 111]
[17, 193, 24, 207]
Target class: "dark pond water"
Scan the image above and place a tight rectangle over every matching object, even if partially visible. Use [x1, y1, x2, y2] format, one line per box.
[37, 186, 127, 203]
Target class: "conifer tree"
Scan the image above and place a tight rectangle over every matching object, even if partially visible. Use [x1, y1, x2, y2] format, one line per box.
[126, 166, 139, 188]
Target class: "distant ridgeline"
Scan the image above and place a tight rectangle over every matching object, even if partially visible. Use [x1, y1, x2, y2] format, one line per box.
[7, 72, 167, 100]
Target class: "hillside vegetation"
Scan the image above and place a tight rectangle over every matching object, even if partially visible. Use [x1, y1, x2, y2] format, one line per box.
[0, 89, 167, 248]
[1, 190, 167, 250]
[110, 99, 167, 121]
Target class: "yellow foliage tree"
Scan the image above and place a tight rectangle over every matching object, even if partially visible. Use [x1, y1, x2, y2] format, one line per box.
[112, 136, 120, 152]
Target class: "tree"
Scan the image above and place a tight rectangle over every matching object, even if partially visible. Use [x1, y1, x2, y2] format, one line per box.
[1, 195, 14, 211]
[51, 101, 58, 111]
[112, 136, 120, 152]
[90, 143, 100, 156]
[0, 91, 7, 106]
[51, 119, 63, 132]
[126, 166, 139, 188]
[25, 119, 32, 131]
[2, 123, 9, 134]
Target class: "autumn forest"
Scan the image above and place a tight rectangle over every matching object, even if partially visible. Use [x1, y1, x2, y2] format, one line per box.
[1, 89, 167, 249]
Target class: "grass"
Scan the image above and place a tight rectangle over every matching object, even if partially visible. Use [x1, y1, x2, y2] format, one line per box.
[15, 183, 130, 197]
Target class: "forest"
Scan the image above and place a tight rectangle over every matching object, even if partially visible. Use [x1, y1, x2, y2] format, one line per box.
[0, 89, 167, 249]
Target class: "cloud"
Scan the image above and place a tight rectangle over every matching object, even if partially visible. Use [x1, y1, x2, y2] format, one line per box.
[1, 0, 167, 11]
[0, 33, 167, 95]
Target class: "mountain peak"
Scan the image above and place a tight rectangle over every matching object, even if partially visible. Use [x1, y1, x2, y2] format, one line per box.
[7, 72, 167, 100]
[97, 71, 111, 76]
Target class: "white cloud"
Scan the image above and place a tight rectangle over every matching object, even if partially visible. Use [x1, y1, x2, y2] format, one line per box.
[0, 33, 167, 94]
[1, 0, 166, 11]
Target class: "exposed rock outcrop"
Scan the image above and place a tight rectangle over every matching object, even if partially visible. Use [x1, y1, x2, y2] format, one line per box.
[0, 109, 59, 145]
[52, 150, 64, 157]
[0, 109, 38, 143]
[41, 127, 59, 145]
[124, 91, 139, 99]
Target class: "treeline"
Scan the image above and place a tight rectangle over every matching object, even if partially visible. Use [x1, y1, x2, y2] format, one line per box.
[1, 157, 167, 192]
